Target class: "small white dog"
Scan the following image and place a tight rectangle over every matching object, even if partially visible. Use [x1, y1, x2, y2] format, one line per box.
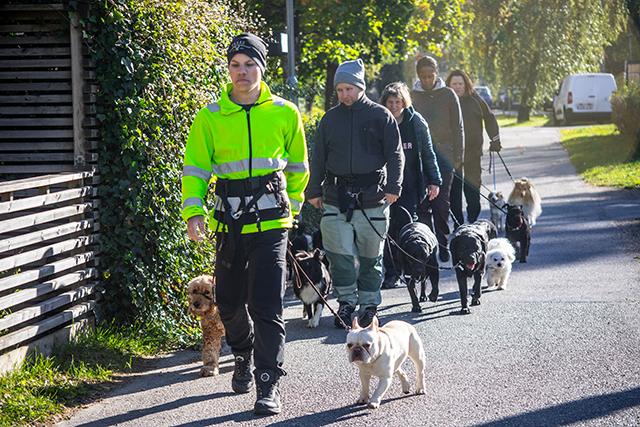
[346, 316, 426, 409]
[485, 238, 516, 290]
[488, 191, 506, 233]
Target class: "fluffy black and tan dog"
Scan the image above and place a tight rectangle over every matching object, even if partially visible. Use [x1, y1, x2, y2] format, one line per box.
[390, 205, 439, 313]
[290, 249, 332, 328]
[449, 220, 490, 314]
[505, 203, 531, 263]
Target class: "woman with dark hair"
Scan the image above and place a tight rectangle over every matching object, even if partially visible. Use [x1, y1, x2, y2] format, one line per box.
[445, 69, 501, 224]
[411, 56, 464, 263]
[379, 82, 442, 288]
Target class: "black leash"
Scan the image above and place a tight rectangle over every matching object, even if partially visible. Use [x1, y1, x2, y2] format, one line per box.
[286, 242, 351, 331]
[454, 170, 508, 214]
[497, 151, 516, 183]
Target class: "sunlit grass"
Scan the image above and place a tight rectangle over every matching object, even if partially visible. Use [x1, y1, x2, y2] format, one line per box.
[496, 113, 552, 128]
[0, 323, 165, 426]
[560, 124, 639, 188]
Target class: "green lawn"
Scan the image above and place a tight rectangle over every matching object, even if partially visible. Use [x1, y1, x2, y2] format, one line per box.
[496, 113, 552, 128]
[560, 124, 640, 188]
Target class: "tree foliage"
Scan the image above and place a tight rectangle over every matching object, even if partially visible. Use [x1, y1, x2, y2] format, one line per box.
[81, 0, 255, 339]
[455, 0, 627, 121]
[243, 0, 466, 109]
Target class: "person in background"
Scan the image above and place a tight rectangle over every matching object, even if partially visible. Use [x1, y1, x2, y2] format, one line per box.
[181, 33, 309, 416]
[411, 56, 464, 263]
[305, 59, 404, 328]
[378, 82, 442, 288]
[446, 70, 501, 223]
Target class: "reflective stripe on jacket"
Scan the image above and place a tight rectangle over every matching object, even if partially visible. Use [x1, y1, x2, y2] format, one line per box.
[181, 81, 309, 233]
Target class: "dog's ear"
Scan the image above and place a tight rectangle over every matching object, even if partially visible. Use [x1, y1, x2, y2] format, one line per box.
[313, 248, 324, 263]
[368, 315, 379, 332]
[352, 316, 361, 330]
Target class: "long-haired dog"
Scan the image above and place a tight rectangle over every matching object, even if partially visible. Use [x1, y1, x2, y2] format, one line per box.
[505, 204, 531, 263]
[449, 220, 490, 314]
[290, 249, 332, 328]
[486, 238, 516, 290]
[508, 177, 542, 227]
[187, 275, 225, 376]
[390, 205, 439, 313]
[489, 191, 506, 233]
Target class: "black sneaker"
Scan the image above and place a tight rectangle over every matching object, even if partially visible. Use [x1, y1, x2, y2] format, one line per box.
[381, 274, 398, 289]
[358, 306, 377, 328]
[231, 350, 254, 394]
[439, 247, 451, 263]
[334, 303, 355, 329]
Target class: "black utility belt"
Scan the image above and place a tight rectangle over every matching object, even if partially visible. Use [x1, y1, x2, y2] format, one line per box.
[325, 170, 384, 189]
[213, 207, 288, 227]
[215, 170, 284, 197]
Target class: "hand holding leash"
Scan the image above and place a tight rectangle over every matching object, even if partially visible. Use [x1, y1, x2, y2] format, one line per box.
[187, 215, 207, 241]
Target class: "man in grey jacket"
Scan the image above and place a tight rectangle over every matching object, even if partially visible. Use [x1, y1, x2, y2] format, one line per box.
[306, 58, 404, 329]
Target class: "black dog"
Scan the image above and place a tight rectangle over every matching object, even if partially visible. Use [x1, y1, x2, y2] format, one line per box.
[449, 220, 490, 314]
[390, 205, 439, 313]
[290, 249, 332, 328]
[475, 218, 498, 240]
[505, 204, 530, 263]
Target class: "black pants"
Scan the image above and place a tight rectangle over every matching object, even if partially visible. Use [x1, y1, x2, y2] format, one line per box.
[215, 228, 288, 370]
[463, 158, 482, 223]
[417, 171, 454, 249]
[450, 166, 465, 227]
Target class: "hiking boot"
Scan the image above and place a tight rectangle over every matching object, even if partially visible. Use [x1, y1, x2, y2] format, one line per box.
[359, 306, 377, 328]
[439, 247, 451, 263]
[231, 350, 254, 394]
[334, 303, 355, 329]
[254, 368, 286, 416]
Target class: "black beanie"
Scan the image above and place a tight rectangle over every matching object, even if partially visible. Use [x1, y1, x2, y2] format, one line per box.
[227, 33, 267, 73]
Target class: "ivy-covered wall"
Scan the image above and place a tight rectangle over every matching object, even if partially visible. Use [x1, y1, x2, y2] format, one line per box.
[82, 0, 256, 341]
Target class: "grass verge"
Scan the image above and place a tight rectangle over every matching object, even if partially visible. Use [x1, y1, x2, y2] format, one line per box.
[0, 323, 169, 426]
[560, 124, 640, 188]
[496, 113, 552, 128]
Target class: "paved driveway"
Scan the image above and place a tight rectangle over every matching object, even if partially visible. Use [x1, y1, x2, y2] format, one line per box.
[56, 124, 640, 427]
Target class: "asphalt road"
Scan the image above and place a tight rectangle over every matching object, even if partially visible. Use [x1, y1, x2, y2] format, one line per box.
[56, 124, 640, 427]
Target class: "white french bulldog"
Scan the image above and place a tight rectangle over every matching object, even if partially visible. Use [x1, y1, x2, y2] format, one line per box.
[346, 316, 426, 409]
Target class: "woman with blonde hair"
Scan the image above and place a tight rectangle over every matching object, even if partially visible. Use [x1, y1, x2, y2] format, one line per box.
[379, 81, 441, 288]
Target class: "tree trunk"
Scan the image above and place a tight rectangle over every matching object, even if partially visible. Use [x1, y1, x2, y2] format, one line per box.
[324, 61, 338, 111]
[517, 105, 530, 122]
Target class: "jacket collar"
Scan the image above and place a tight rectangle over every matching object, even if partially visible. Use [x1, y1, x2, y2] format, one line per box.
[399, 105, 415, 125]
[412, 77, 445, 93]
[338, 92, 372, 112]
[218, 81, 274, 114]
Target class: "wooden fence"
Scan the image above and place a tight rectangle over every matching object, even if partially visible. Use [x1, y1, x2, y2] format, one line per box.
[0, 172, 100, 373]
[0, 2, 101, 373]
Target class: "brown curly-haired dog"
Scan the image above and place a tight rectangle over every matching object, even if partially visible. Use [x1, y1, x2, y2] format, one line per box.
[187, 275, 225, 376]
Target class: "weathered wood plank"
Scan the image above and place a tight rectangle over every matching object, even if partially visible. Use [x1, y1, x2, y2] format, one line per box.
[0, 118, 73, 127]
[0, 300, 95, 352]
[0, 172, 91, 194]
[0, 105, 72, 115]
[0, 202, 94, 235]
[0, 94, 72, 103]
[0, 250, 95, 293]
[0, 187, 95, 215]
[0, 83, 72, 92]
[0, 70, 71, 80]
[0, 142, 73, 151]
[0, 283, 96, 331]
[0, 130, 73, 139]
[0, 153, 74, 162]
[0, 11, 62, 21]
[0, 47, 70, 57]
[0, 4, 66, 12]
[0, 24, 66, 33]
[0, 59, 70, 68]
[0, 35, 71, 46]
[0, 164, 76, 174]
[0, 234, 99, 272]
[0, 269, 96, 312]
[0, 219, 95, 254]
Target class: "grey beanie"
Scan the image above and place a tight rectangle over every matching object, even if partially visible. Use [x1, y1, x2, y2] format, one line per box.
[334, 59, 366, 90]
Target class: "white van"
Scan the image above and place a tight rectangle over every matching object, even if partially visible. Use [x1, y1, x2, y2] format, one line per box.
[553, 73, 617, 125]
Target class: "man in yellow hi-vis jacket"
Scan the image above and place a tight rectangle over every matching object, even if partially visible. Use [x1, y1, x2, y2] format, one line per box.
[181, 33, 308, 416]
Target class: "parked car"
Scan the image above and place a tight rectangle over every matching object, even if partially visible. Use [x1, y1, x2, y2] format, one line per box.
[474, 86, 493, 107]
[552, 73, 617, 126]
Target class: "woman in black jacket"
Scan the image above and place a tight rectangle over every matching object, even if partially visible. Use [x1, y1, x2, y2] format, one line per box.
[445, 69, 501, 223]
[379, 82, 442, 288]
